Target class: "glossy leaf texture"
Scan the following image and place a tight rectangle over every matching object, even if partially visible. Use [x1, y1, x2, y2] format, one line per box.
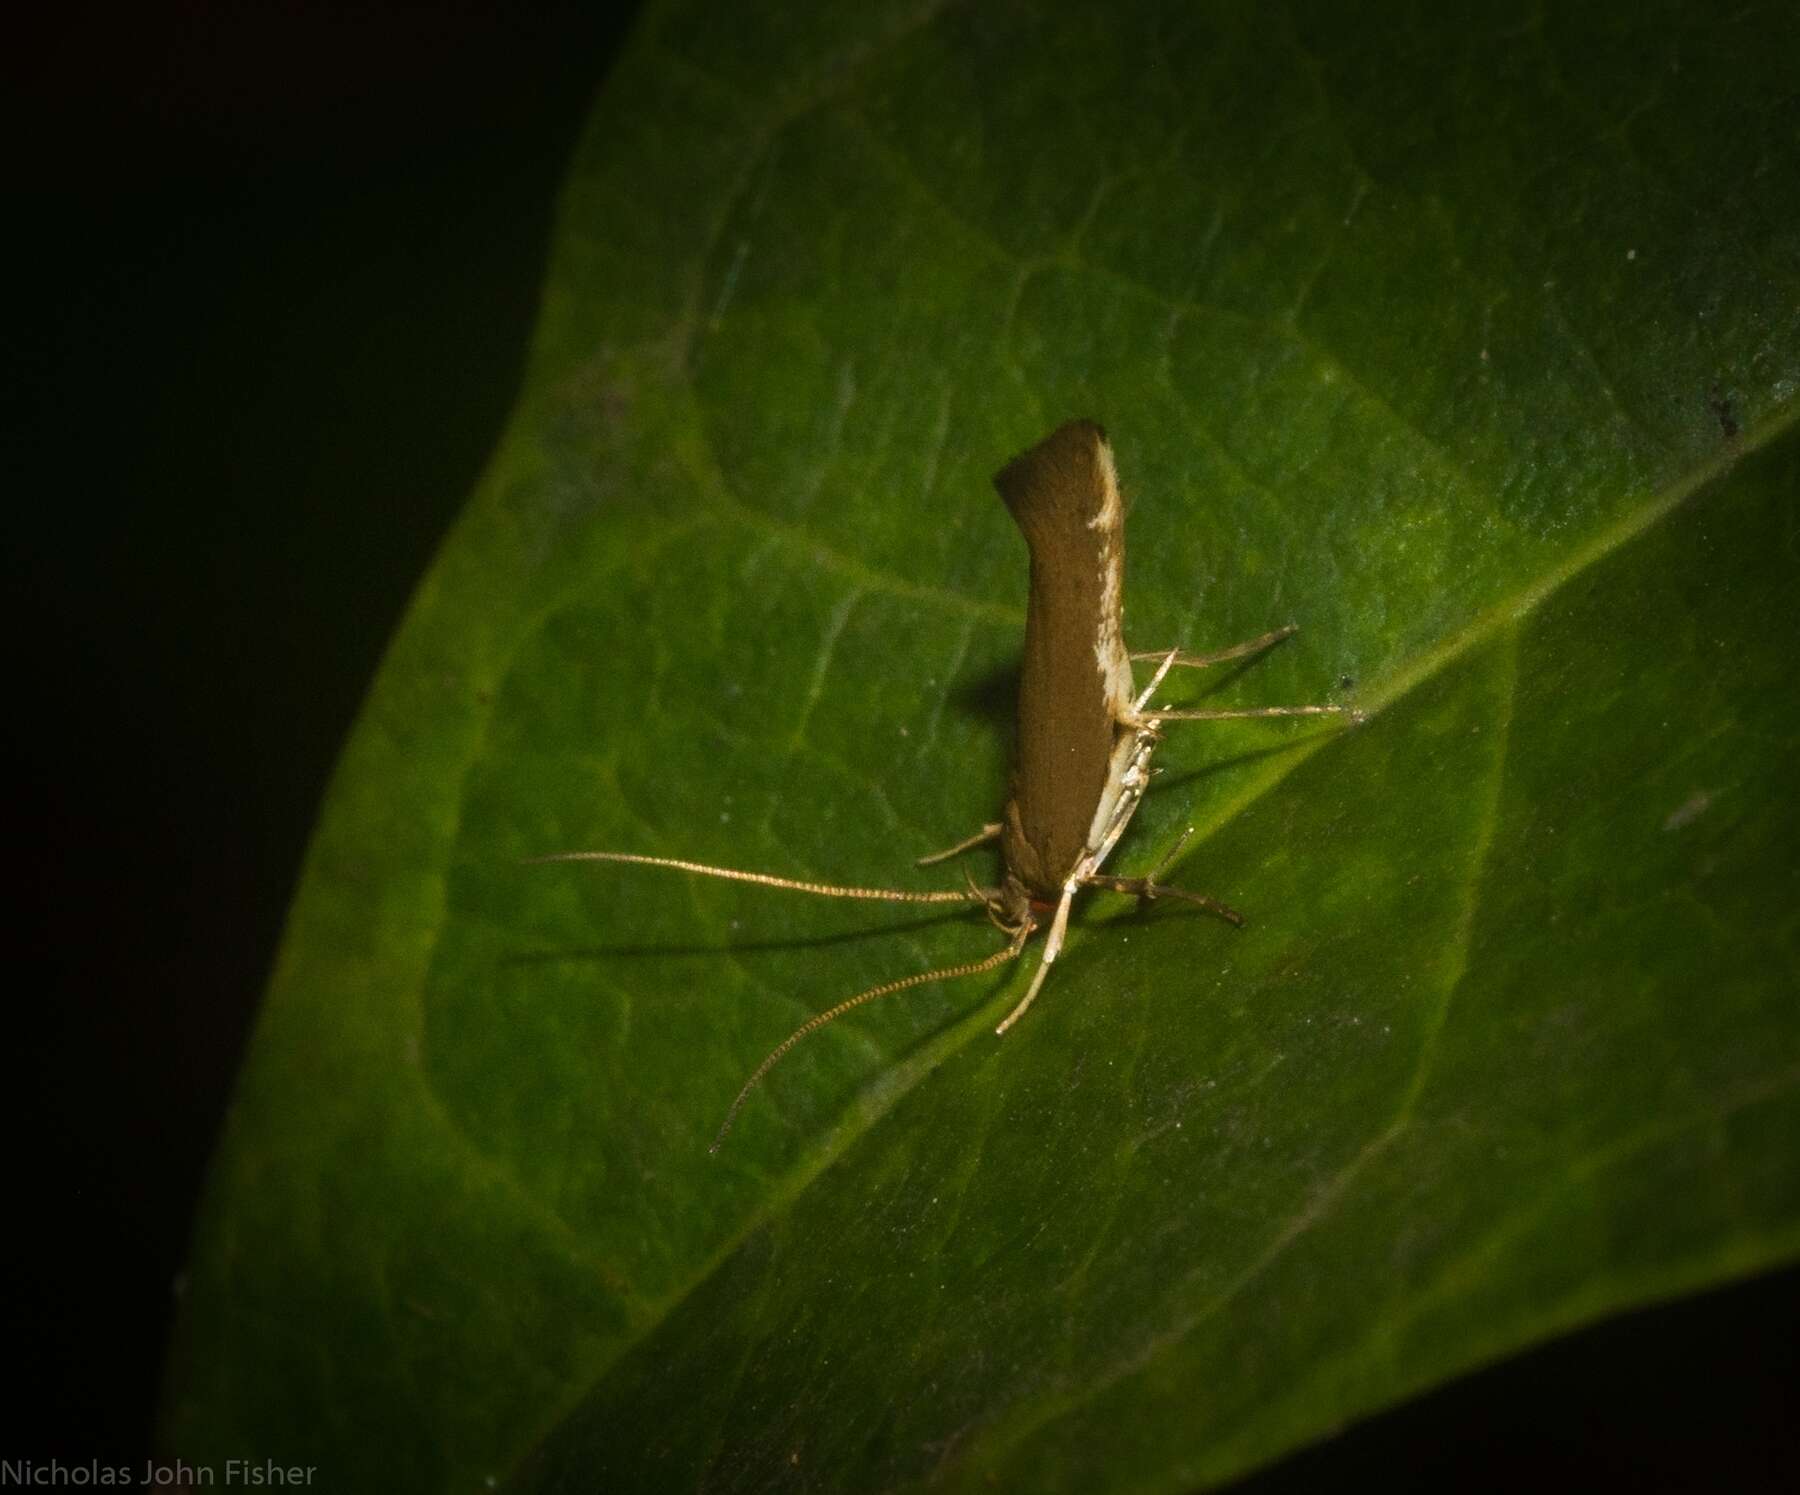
[162, 2, 1800, 1491]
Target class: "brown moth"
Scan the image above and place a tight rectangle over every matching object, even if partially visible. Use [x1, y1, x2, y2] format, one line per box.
[536, 420, 1354, 1148]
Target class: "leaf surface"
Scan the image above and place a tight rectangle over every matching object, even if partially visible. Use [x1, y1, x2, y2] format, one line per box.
[164, 3, 1800, 1490]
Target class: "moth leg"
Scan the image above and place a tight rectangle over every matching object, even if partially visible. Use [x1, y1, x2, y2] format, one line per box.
[995, 878, 1077, 1036]
[1082, 821, 1244, 924]
[1131, 626, 1362, 724]
[1150, 703, 1359, 722]
[1144, 824, 1196, 882]
[1084, 873, 1244, 928]
[916, 822, 1003, 867]
[1129, 624, 1297, 671]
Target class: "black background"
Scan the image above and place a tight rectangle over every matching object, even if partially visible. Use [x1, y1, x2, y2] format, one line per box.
[8, 1, 1796, 1486]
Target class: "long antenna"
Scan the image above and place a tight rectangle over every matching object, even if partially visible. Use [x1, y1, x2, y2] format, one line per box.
[710, 923, 1031, 1152]
[527, 850, 987, 905]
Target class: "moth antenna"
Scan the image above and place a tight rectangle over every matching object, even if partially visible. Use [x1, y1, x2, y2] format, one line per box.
[527, 850, 984, 905]
[710, 924, 1030, 1151]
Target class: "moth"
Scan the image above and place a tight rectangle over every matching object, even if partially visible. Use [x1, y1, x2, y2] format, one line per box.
[538, 421, 1354, 1148]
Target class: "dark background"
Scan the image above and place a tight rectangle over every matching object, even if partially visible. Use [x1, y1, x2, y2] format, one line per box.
[8, 1, 1796, 1486]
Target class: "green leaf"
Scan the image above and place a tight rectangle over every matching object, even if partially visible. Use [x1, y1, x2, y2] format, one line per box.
[163, 2, 1800, 1490]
